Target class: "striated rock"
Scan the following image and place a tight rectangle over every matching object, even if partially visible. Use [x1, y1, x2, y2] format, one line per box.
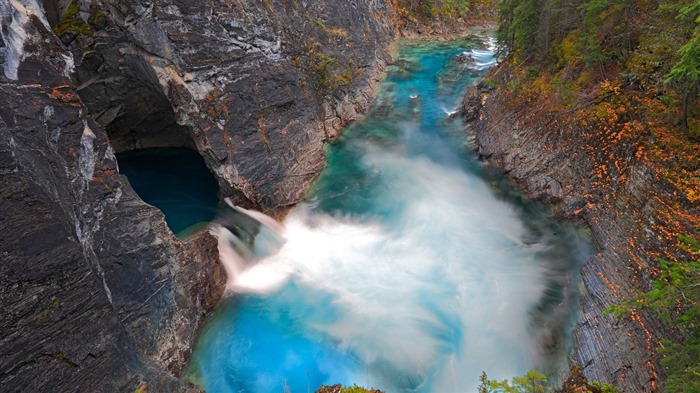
[464, 76, 698, 392]
[55, 0, 397, 216]
[1, 0, 397, 391]
[0, 1, 224, 391]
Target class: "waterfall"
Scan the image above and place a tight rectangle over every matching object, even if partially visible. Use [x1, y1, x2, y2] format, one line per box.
[213, 198, 287, 292]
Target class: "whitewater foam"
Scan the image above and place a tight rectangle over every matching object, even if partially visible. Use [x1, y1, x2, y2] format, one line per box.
[215, 143, 555, 390]
[192, 35, 586, 393]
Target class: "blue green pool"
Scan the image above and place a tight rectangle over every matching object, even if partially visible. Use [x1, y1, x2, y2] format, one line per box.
[116, 147, 220, 237]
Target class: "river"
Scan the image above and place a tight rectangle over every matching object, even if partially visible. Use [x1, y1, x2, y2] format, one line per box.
[122, 34, 591, 393]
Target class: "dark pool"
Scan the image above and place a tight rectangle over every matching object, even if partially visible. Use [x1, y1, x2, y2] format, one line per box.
[116, 147, 220, 237]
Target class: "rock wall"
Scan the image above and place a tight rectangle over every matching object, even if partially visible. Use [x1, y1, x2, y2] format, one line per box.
[0, 0, 397, 391]
[0, 3, 226, 392]
[56, 0, 397, 216]
[464, 77, 699, 391]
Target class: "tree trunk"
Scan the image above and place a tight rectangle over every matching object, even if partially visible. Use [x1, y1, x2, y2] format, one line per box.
[682, 80, 690, 135]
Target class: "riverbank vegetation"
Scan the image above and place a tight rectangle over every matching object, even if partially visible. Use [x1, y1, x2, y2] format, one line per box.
[478, 369, 619, 393]
[607, 235, 700, 392]
[494, 1, 700, 391]
[496, 0, 700, 137]
[392, 0, 498, 28]
[493, 0, 700, 251]
[494, 0, 700, 149]
[315, 384, 383, 393]
[493, 1, 700, 208]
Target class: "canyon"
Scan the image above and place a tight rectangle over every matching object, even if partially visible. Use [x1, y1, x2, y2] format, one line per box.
[1, 0, 695, 392]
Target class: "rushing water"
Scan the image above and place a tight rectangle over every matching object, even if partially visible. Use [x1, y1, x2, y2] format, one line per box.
[187, 35, 590, 393]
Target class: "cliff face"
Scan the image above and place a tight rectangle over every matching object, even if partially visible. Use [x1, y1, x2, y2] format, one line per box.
[0, 7, 226, 391]
[464, 77, 699, 392]
[0, 0, 396, 391]
[57, 0, 396, 216]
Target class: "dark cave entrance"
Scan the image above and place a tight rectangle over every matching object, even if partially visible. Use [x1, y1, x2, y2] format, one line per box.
[92, 61, 222, 237]
[53, 10, 224, 237]
[116, 147, 220, 237]
[100, 85, 221, 237]
[105, 89, 222, 237]
[105, 95, 222, 237]
[94, 68, 219, 237]
[99, 75, 221, 237]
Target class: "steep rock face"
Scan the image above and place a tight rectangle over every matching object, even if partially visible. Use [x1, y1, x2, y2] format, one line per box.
[464, 81, 699, 392]
[57, 0, 397, 215]
[1, 0, 397, 391]
[0, 2, 224, 391]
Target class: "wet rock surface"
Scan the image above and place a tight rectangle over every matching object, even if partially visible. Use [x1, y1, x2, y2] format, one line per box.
[464, 79, 698, 392]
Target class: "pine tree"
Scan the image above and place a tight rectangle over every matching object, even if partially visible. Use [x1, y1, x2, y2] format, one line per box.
[496, 0, 517, 56]
[496, 0, 543, 62]
[666, 1, 700, 138]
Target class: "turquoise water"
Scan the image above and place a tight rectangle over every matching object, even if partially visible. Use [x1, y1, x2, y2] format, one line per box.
[188, 35, 590, 393]
[116, 148, 219, 237]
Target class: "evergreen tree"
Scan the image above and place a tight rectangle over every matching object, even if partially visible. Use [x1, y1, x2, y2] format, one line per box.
[505, 0, 542, 61]
[496, 0, 517, 56]
[666, 1, 700, 137]
[578, 0, 635, 70]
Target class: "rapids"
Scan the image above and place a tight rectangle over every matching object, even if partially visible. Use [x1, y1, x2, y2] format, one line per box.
[188, 34, 590, 393]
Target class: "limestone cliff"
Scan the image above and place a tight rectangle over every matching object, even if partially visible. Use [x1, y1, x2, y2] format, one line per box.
[0, 0, 397, 391]
[464, 75, 699, 392]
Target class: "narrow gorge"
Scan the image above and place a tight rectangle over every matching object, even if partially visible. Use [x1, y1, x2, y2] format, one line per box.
[1, 1, 697, 392]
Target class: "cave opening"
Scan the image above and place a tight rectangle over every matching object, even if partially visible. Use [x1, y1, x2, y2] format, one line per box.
[48, 0, 224, 237]
[99, 81, 221, 238]
[105, 89, 222, 238]
[104, 87, 222, 237]
[116, 147, 220, 238]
